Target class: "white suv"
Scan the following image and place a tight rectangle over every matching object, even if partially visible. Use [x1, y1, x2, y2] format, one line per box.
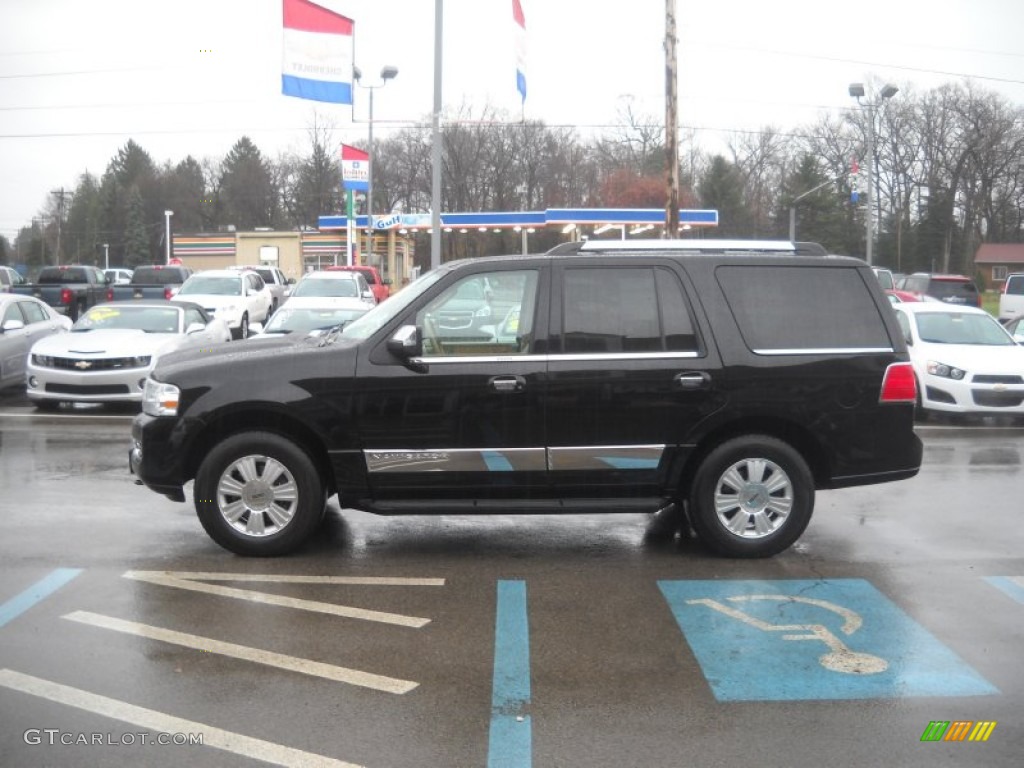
[174, 269, 272, 339]
[998, 273, 1024, 322]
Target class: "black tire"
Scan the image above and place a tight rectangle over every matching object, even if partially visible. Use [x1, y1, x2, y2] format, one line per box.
[193, 431, 325, 556]
[687, 435, 813, 558]
[235, 313, 249, 340]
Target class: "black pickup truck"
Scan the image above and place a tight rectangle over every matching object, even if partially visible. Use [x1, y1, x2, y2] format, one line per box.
[108, 265, 194, 301]
[11, 264, 109, 321]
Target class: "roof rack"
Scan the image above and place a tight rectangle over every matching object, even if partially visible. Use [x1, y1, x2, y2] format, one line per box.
[550, 239, 803, 255]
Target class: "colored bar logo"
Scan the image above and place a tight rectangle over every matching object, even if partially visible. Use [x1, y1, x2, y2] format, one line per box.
[920, 720, 997, 742]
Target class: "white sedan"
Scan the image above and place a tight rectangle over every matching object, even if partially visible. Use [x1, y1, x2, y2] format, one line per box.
[892, 302, 1024, 417]
[26, 300, 230, 409]
[173, 269, 272, 339]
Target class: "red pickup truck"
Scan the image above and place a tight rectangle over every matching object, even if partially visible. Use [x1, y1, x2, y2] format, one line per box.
[325, 265, 390, 303]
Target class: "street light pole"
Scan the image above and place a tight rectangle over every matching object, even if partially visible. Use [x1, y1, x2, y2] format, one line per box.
[353, 64, 398, 267]
[103, 243, 109, 271]
[848, 82, 898, 266]
[164, 210, 173, 265]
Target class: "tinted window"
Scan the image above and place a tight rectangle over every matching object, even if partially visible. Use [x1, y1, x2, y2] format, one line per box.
[38, 267, 87, 283]
[1006, 275, 1024, 296]
[717, 266, 892, 351]
[561, 267, 697, 353]
[132, 267, 188, 285]
[929, 279, 977, 300]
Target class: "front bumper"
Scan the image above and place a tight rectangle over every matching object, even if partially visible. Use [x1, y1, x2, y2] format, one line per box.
[27, 361, 153, 403]
[921, 374, 1024, 413]
[129, 412, 189, 501]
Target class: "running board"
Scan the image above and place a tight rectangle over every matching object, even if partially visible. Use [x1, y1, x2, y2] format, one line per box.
[357, 497, 669, 516]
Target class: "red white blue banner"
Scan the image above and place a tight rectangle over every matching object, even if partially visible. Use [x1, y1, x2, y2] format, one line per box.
[341, 144, 369, 191]
[282, 0, 355, 105]
[513, 0, 527, 104]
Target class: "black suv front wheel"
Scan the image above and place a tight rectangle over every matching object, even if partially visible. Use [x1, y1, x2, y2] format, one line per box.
[194, 431, 325, 556]
[688, 435, 813, 558]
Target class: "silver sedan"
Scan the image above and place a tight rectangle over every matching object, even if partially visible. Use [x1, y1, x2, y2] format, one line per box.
[0, 294, 72, 390]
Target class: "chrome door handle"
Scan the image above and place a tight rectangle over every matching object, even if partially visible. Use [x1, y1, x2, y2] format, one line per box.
[675, 372, 711, 390]
[490, 375, 525, 393]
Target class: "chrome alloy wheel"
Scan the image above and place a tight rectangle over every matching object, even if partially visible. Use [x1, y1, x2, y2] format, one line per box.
[713, 457, 793, 539]
[216, 454, 299, 537]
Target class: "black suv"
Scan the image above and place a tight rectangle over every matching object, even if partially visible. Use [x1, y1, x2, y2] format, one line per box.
[130, 240, 922, 558]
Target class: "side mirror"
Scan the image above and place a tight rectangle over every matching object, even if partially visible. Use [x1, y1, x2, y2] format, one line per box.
[1, 318, 26, 333]
[387, 324, 422, 359]
[362, 290, 375, 302]
[185, 322, 206, 335]
[286, 277, 296, 285]
[105, 275, 113, 285]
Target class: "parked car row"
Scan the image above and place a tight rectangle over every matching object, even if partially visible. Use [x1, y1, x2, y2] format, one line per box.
[0, 264, 392, 409]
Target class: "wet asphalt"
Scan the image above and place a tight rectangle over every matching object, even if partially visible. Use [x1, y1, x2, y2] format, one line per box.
[0, 393, 1022, 767]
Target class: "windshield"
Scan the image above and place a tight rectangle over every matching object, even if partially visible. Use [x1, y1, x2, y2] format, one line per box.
[342, 269, 447, 340]
[178, 276, 241, 296]
[914, 312, 1014, 346]
[73, 305, 180, 333]
[263, 307, 368, 334]
[292, 277, 360, 298]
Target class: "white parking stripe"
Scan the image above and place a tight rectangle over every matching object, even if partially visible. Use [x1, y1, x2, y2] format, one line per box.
[123, 572, 431, 627]
[125, 571, 445, 587]
[64, 611, 417, 694]
[0, 668, 365, 768]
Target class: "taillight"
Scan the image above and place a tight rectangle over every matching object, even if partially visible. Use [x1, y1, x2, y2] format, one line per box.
[164, 287, 174, 300]
[60, 288, 72, 305]
[880, 362, 917, 403]
[107, 288, 114, 301]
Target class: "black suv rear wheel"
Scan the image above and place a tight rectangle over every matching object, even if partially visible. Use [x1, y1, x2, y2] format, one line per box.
[194, 431, 325, 556]
[688, 435, 813, 558]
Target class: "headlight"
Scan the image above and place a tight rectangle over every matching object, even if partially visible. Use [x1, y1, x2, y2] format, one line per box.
[131, 356, 152, 368]
[474, 305, 492, 319]
[32, 354, 54, 367]
[142, 378, 180, 416]
[926, 360, 966, 380]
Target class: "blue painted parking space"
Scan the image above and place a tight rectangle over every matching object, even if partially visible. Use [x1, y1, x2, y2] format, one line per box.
[985, 576, 1024, 605]
[658, 579, 998, 702]
[488, 580, 532, 768]
[0, 569, 82, 629]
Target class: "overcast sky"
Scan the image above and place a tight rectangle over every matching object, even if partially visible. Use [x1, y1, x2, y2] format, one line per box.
[2, 0, 1022, 245]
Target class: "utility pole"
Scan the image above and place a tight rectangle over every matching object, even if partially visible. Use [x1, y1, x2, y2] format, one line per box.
[664, 0, 680, 238]
[51, 187, 67, 266]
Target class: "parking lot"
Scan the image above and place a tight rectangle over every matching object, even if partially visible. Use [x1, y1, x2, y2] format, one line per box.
[1, 402, 1022, 767]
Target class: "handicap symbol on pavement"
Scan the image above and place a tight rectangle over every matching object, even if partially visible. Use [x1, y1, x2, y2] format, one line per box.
[658, 579, 998, 701]
[687, 594, 888, 675]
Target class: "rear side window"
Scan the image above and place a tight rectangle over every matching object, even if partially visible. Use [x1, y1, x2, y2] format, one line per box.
[1003, 275, 1024, 295]
[717, 266, 892, 353]
[560, 267, 698, 353]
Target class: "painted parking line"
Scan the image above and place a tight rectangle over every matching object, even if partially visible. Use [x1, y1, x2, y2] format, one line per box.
[0, 668, 363, 768]
[123, 571, 439, 627]
[0, 568, 82, 629]
[64, 611, 418, 694]
[985, 576, 1024, 605]
[658, 579, 998, 701]
[488, 580, 532, 768]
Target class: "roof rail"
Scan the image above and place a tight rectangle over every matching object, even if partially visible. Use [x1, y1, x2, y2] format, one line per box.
[574, 239, 799, 253]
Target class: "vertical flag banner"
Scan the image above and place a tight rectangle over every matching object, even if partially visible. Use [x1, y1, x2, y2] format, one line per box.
[341, 144, 369, 192]
[512, 0, 527, 104]
[282, 0, 355, 104]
